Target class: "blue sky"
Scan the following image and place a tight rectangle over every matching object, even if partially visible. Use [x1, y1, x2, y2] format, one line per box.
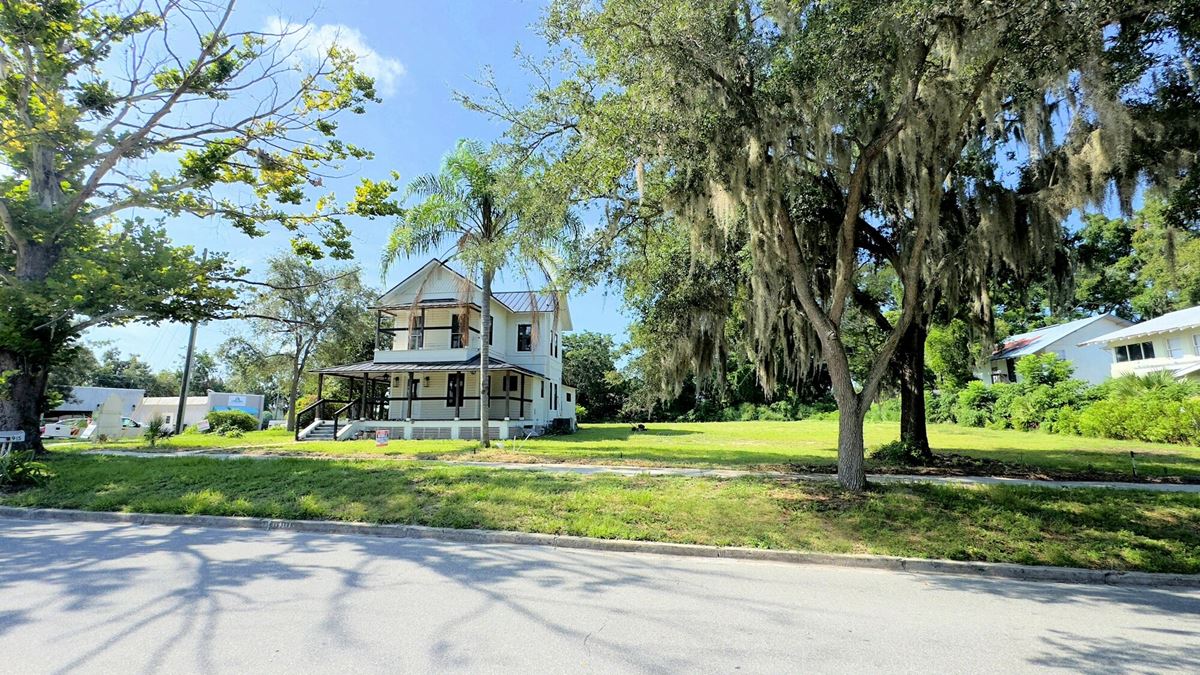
[90, 0, 628, 371]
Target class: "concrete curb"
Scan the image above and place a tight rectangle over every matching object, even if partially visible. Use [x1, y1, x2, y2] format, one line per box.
[1, 505, 1196, 588]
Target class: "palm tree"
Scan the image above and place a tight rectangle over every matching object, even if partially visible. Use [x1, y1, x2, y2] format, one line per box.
[381, 139, 561, 447]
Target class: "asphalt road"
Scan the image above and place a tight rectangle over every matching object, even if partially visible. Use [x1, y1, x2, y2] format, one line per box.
[1, 519, 1197, 674]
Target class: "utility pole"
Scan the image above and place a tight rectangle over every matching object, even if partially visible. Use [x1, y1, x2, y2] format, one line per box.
[174, 248, 207, 434]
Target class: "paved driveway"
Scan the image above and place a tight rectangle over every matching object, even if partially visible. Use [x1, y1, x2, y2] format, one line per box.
[0, 519, 1196, 673]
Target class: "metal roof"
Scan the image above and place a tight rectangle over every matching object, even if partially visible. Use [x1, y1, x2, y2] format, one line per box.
[491, 291, 560, 313]
[991, 314, 1123, 360]
[1081, 305, 1200, 346]
[313, 355, 544, 379]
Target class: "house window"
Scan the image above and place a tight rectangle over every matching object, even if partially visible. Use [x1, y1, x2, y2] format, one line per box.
[550, 332, 558, 357]
[502, 375, 519, 392]
[1194, 334, 1200, 355]
[566, 392, 572, 402]
[541, 380, 545, 398]
[517, 324, 532, 351]
[551, 383, 558, 411]
[488, 320, 493, 346]
[1167, 337, 1184, 359]
[451, 313, 466, 348]
[408, 315, 424, 349]
[1116, 341, 1156, 363]
[446, 373, 465, 407]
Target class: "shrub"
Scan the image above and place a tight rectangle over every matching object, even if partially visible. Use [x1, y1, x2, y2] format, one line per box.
[864, 398, 901, 422]
[1078, 395, 1200, 445]
[0, 450, 51, 489]
[144, 414, 169, 448]
[869, 440, 922, 465]
[926, 390, 957, 423]
[205, 410, 258, 435]
[954, 381, 996, 427]
[574, 404, 591, 422]
[1014, 352, 1075, 386]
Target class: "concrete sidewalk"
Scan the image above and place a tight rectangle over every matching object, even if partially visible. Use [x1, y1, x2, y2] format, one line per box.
[79, 448, 1200, 492]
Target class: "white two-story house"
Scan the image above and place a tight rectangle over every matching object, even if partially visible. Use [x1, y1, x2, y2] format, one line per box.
[978, 314, 1132, 385]
[1081, 305, 1200, 381]
[298, 259, 576, 441]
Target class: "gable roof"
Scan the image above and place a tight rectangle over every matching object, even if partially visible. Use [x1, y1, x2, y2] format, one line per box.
[377, 259, 571, 326]
[1081, 304, 1200, 346]
[991, 314, 1127, 360]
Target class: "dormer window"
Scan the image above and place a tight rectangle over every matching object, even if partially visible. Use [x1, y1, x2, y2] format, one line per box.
[517, 324, 532, 351]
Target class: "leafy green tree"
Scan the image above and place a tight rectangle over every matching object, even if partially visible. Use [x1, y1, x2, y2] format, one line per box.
[229, 255, 372, 430]
[926, 320, 975, 391]
[562, 332, 626, 421]
[0, 1, 383, 449]
[373, 140, 566, 446]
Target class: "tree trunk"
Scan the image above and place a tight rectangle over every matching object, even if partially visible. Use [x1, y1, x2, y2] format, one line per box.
[479, 268, 493, 448]
[897, 319, 932, 459]
[285, 355, 302, 432]
[836, 397, 867, 491]
[0, 242, 64, 454]
[0, 347, 48, 454]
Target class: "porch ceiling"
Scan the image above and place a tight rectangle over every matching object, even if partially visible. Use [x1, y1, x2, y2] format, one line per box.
[312, 355, 544, 379]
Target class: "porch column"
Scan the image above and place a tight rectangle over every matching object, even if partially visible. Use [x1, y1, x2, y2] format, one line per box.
[504, 371, 512, 420]
[316, 373, 324, 421]
[519, 374, 525, 419]
[454, 371, 462, 419]
[405, 372, 414, 421]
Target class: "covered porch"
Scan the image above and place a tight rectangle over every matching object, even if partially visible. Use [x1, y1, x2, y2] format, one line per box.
[297, 356, 543, 441]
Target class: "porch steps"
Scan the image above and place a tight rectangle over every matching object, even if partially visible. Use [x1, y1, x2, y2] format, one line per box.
[303, 422, 338, 441]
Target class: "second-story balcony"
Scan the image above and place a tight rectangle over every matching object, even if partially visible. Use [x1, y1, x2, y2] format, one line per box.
[373, 301, 485, 362]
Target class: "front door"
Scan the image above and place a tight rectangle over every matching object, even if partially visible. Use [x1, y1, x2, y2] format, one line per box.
[446, 373, 465, 413]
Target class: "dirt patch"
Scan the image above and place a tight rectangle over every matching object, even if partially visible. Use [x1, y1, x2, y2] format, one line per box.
[787, 452, 1199, 484]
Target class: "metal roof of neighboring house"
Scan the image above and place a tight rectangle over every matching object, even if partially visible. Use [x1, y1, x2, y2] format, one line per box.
[312, 355, 544, 379]
[1080, 304, 1200, 346]
[991, 314, 1126, 360]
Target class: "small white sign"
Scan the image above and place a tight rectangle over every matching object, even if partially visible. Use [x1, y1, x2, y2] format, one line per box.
[80, 423, 98, 440]
[375, 429, 389, 447]
[197, 419, 211, 433]
[0, 430, 25, 442]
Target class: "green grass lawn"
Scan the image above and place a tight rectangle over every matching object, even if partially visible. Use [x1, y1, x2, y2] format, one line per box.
[4, 453, 1198, 573]
[52, 420, 1200, 479]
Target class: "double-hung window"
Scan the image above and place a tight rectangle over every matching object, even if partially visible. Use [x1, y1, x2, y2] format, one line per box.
[451, 313, 466, 348]
[1167, 337, 1185, 359]
[517, 324, 532, 351]
[408, 315, 424, 350]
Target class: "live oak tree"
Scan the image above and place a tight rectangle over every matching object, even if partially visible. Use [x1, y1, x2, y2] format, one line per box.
[471, 0, 1197, 490]
[0, 1, 382, 449]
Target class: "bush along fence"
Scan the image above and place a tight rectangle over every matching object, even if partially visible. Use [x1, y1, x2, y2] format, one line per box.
[927, 353, 1200, 446]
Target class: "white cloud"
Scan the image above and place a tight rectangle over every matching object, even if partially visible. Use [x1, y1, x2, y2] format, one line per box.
[266, 17, 406, 97]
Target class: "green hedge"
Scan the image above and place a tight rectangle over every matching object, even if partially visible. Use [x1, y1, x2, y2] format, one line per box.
[205, 410, 259, 434]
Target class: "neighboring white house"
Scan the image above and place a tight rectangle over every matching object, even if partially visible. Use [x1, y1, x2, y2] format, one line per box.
[136, 391, 266, 430]
[1080, 305, 1200, 380]
[980, 314, 1133, 385]
[301, 259, 577, 441]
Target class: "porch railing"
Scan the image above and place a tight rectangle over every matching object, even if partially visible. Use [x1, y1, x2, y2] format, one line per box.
[331, 397, 361, 441]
